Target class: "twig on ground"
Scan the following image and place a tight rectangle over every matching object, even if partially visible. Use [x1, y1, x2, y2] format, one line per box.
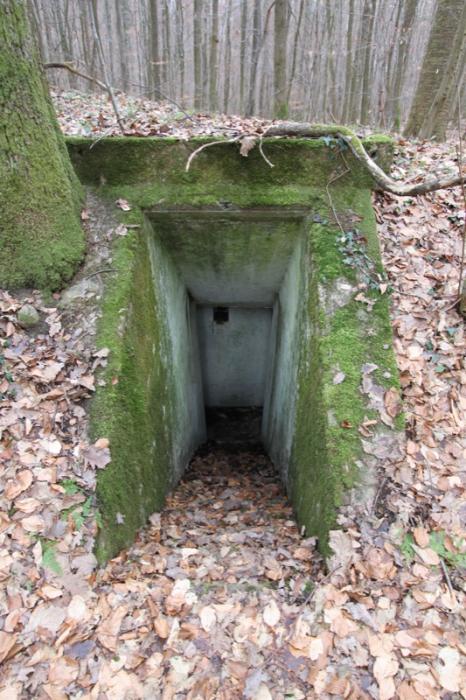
[371, 477, 388, 514]
[300, 565, 343, 607]
[84, 268, 116, 279]
[89, 126, 116, 149]
[325, 167, 351, 235]
[439, 557, 457, 606]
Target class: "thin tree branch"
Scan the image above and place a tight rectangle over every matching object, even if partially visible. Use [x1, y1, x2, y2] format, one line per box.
[185, 136, 242, 172]
[43, 61, 107, 92]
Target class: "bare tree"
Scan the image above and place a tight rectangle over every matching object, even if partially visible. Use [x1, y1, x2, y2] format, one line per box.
[405, 0, 465, 138]
[273, 0, 288, 118]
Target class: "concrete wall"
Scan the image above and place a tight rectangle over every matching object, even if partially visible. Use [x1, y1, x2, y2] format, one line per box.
[76, 137, 403, 559]
[197, 306, 272, 406]
[262, 239, 305, 477]
[148, 231, 206, 480]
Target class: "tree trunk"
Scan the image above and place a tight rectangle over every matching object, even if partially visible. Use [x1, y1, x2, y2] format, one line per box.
[246, 0, 262, 116]
[193, 0, 202, 110]
[404, 0, 464, 138]
[223, 0, 232, 113]
[426, 5, 466, 140]
[209, 0, 219, 111]
[360, 0, 376, 124]
[342, 0, 355, 122]
[0, 0, 84, 289]
[286, 0, 305, 105]
[273, 0, 288, 118]
[390, 0, 417, 131]
[149, 0, 161, 95]
[239, 0, 247, 113]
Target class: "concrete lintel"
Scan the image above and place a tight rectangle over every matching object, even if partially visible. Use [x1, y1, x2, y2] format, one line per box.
[148, 206, 311, 222]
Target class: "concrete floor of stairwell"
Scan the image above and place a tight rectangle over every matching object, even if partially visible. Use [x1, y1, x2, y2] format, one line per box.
[97, 444, 324, 697]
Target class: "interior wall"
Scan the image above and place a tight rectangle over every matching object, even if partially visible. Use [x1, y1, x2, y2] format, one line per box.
[262, 238, 306, 479]
[148, 231, 206, 481]
[197, 306, 272, 406]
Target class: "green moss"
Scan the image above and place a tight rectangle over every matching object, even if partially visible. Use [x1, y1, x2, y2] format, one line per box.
[287, 189, 401, 554]
[71, 136, 402, 562]
[66, 135, 391, 193]
[0, 1, 84, 289]
[91, 215, 173, 561]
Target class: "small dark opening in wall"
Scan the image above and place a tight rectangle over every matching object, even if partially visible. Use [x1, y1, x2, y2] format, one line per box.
[213, 306, 229, 324]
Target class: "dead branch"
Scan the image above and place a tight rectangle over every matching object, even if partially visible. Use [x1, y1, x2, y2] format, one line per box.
[43, 62, 107, 93]
[264, 122, 466, 195]
[185, 137, 242, 172]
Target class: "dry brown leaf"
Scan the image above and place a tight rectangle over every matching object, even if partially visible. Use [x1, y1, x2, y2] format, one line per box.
[153, 615, 170, 639]
[0, 632, 17, 663]
[435, 646, 461, 692]
[412, 545, 440, 566]
[200, 605, 216, 632]
[262, 600, 280, 628]
[97, 605, 128, 652]
[20, 514, 45, 533]
[413, 527, 430, 548]
[4, 470, 32, 500]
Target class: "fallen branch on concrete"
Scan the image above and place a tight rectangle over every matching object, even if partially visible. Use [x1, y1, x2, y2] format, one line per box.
[186, 122, 466, 196]
[264, 122, 466, 195]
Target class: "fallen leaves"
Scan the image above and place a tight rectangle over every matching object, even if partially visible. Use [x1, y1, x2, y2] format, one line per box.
[1, 115, 466, 697]
[0, 632, 17, 664]
[97, 605, 128, 652]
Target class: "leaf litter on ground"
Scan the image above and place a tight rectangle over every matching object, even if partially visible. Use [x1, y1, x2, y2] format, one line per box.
[0, 90, 465, 698]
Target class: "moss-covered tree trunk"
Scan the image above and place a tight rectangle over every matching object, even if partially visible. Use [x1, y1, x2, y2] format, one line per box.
[0, 0, 84, 289]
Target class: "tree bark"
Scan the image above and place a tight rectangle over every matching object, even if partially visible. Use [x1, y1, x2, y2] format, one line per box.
[245, 0, 262, 116]
[193, 0, 202, 110]
[239, 0, 247, 113]
[390, 0, 417, 131]
[427, 6, 466, 140]
[404, 0, 465, 138]
[360, 0, 376, 124]
[209, 0, 219, 111]
[149, 0, 161, 96]
[0, 0, 84, 289]
[273, 0, 288, 118]
[223, 0, 232, 113]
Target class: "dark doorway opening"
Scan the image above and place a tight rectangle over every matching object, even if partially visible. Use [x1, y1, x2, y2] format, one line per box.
[204, 406, 263, 451]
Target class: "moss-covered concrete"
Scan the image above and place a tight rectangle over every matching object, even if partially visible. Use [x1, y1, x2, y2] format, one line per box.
[0, 1, 84, 289]
[90, 215, 173, 560]
[68, 135, 402, 559]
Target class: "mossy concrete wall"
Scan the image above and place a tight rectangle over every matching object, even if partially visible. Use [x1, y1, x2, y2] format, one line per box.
[92, 214, 205, 561]
[67, 135, 403, 559]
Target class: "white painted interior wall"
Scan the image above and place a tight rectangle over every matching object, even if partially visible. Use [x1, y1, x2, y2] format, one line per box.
[197, 306, 272, 406]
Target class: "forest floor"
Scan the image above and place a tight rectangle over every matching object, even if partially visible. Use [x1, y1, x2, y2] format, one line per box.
[0, 92, 465, 699]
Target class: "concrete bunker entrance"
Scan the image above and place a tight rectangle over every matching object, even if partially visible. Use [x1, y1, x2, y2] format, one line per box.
[148, 207, 309, 463]
[67, 136, 403, 563]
